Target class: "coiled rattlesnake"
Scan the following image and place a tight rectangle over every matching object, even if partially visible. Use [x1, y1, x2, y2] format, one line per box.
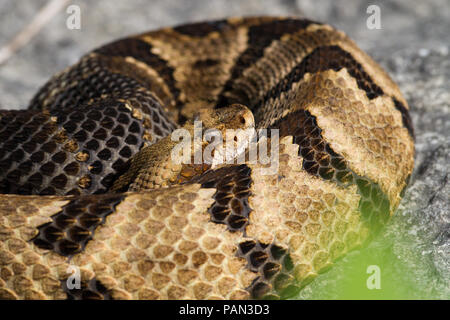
[0, 17, 414, 300]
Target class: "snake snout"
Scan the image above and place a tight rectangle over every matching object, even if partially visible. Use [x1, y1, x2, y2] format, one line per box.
[218, 103, 255, 130]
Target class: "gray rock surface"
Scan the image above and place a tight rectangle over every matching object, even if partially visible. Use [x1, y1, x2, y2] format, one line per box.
[0, 0, 448, 299]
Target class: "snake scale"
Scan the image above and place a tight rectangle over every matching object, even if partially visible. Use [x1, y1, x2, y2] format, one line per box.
[0, 17, 414, 300]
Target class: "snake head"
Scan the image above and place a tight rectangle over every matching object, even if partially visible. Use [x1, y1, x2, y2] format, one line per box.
[194, 104, 255, 131]
[192, 104, 256, 167]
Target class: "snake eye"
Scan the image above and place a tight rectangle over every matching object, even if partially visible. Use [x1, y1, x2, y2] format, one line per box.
[239, 116, 246, 125]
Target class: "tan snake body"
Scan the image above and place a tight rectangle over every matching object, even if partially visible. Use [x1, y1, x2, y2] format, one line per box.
[0, 17, 414, 300]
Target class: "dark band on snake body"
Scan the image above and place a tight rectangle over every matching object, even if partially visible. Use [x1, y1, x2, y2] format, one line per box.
[393, 98, 414, 138]
[189, 164, 299, 299]
[94, 38, 181, 109]
[32, 193, 125, 257]
[63, 277, 112, 300]
[271, 109, 391, 233]
[236, 240, 297, 299]
[189, 164, 253, 233]
[173, 19, 230, 37]
[256, 45, 384, 109]
[216, 18, 318, 108]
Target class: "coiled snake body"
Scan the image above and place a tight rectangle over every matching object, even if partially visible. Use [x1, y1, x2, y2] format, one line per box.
[0, 17, 414, 300]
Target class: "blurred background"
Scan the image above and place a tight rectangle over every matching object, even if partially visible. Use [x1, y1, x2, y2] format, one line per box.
[0, 0, 448, 299]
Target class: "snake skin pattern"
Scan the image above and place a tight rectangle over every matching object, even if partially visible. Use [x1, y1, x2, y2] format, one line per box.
[0, 17, 414, 300]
